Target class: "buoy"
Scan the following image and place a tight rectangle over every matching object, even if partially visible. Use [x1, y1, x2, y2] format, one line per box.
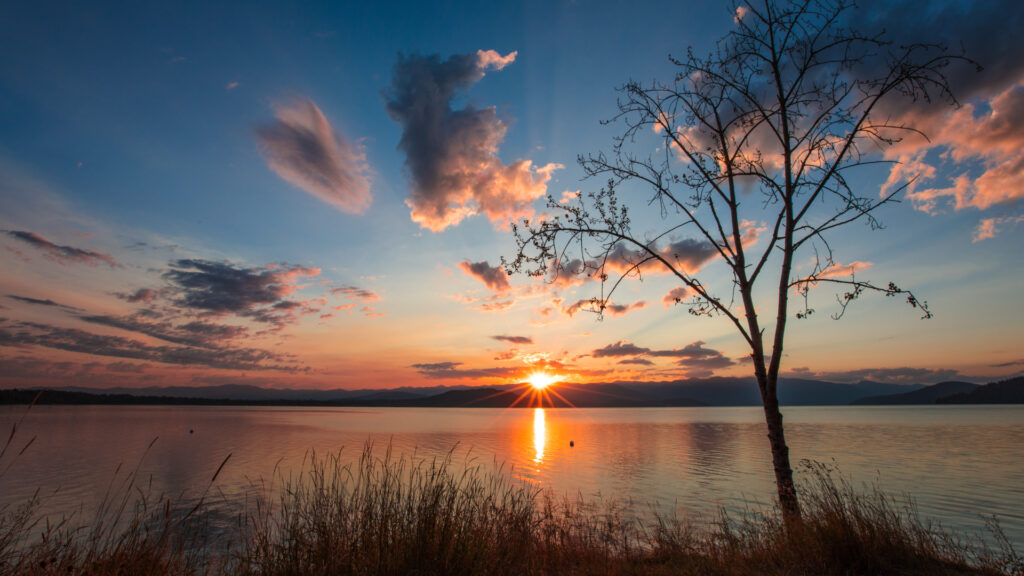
[189, 429, 194, 434]
[569, 440, 574, 447]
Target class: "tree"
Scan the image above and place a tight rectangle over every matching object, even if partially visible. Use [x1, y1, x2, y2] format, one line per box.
[504, 0, 963, 524]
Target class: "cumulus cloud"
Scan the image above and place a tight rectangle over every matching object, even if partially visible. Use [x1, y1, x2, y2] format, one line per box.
[3, 230, 117, 267]
[894, 84, 1024, 218]
[847, 0, 1024, 237]
[384, 50, 561, 230]
[458, 260, 510, 292]
[257, 98, 372, 214]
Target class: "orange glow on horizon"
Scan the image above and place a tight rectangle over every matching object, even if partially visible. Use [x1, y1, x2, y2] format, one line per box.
[527, 371, 557, 390]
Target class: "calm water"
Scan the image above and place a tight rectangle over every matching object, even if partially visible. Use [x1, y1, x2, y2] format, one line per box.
[1, 405, 1022, 547]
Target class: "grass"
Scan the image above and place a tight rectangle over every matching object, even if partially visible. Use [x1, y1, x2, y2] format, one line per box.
[1, 406, 1021, 575]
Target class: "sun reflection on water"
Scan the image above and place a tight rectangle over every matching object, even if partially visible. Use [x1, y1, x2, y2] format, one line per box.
[533, 407, 545, 463]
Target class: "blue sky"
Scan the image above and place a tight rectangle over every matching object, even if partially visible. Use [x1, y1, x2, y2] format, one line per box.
[1, 0, 1022, 390]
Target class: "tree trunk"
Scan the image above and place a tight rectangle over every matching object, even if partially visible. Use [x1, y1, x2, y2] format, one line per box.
[757, 372, 801, 525]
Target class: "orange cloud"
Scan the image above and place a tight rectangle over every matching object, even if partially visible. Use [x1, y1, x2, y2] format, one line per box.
[884, 82, 1024, 236]
[458, 260, 510, 292]
[385, 51, 560, 231]
[662, 286, 693, 308]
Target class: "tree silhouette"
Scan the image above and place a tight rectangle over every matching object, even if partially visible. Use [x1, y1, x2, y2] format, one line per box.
[505, 0, 964, 524]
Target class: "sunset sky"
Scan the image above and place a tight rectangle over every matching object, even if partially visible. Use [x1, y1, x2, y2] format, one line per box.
[1, 0, 1022, 391]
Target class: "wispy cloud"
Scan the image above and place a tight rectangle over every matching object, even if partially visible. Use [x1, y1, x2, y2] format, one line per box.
[3, 230, 117, 267]
[0, 319, 301, 372]
[6, 294, 81, 311]
[410, 360, 518, 380]
[330, 285, 381, 302]
[492, 334, 532, 345]
[562, 298, 646, 318]
[785, 365, 964, 385]
[257, 98, 372, 214]
[384, 50, 560, 230]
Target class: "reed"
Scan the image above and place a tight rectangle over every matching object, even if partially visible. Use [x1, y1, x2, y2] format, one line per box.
[1, 414, 1020, 575]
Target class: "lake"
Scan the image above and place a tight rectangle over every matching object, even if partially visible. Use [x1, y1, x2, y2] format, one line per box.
[1, 404, 1022, 548]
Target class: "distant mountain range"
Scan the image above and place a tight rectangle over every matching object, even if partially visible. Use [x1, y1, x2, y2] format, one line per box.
[853, 377, 1024, 405]
[3, 376, 1019, 407]
[851, 381, 979, 405]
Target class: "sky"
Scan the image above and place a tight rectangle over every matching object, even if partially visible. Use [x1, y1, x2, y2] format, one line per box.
[1, 0, 1022, 391]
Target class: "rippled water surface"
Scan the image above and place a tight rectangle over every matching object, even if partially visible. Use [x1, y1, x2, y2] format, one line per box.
[2, 405, 1021, 546]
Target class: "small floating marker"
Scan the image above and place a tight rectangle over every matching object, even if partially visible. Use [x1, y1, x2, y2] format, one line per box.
[189, 429, 194, 434]
[569, 440, 574, 448]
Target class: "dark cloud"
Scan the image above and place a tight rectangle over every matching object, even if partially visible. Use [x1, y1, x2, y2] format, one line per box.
[649, 341, 726, 360]
[492, 335, 532, 345]
[384, 50, 559, 230]
[256, 98, 372, 214]
[592, 341, 653, 358]
[6, 294, 81, 311]
[788, 366, 964, 385]
[603, 301, 647, 317]
[618, 358, 654, 366]
[78, 314, 248, 347]
[591, 339, 733, 376]
[116, 288, 159, 304]
[411, 360, 519, 380]
[3, 230, 117, 267]
[458, 260, 511, 292]
[0, 354, 167, 388]
[411, 361, 462, 371]
[547, 259, 592, 289]
[0, 319, 300, 372]
[163, 259, 319, 321]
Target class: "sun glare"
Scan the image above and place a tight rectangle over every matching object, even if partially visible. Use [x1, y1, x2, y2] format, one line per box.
[527, 372, 557, 390]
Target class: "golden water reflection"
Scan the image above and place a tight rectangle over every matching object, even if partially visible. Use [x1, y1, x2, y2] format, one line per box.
[533, 407, 545, 463]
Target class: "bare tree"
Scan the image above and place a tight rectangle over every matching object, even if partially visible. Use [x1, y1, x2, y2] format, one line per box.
[504, 0, 964, 524]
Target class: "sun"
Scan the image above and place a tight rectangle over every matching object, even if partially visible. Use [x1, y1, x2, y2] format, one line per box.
[527, 372, 557, 390]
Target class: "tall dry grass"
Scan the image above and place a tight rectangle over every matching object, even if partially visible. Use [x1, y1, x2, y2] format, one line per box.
[1, 403, 1020, 575]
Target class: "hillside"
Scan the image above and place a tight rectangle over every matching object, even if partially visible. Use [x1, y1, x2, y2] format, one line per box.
[936, 376, 1024, 404]
[851, 381, 979, 405]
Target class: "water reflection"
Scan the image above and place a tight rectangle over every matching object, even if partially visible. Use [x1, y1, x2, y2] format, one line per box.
[1, 405, 1021, 550]
[533, 408, 545, 463]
